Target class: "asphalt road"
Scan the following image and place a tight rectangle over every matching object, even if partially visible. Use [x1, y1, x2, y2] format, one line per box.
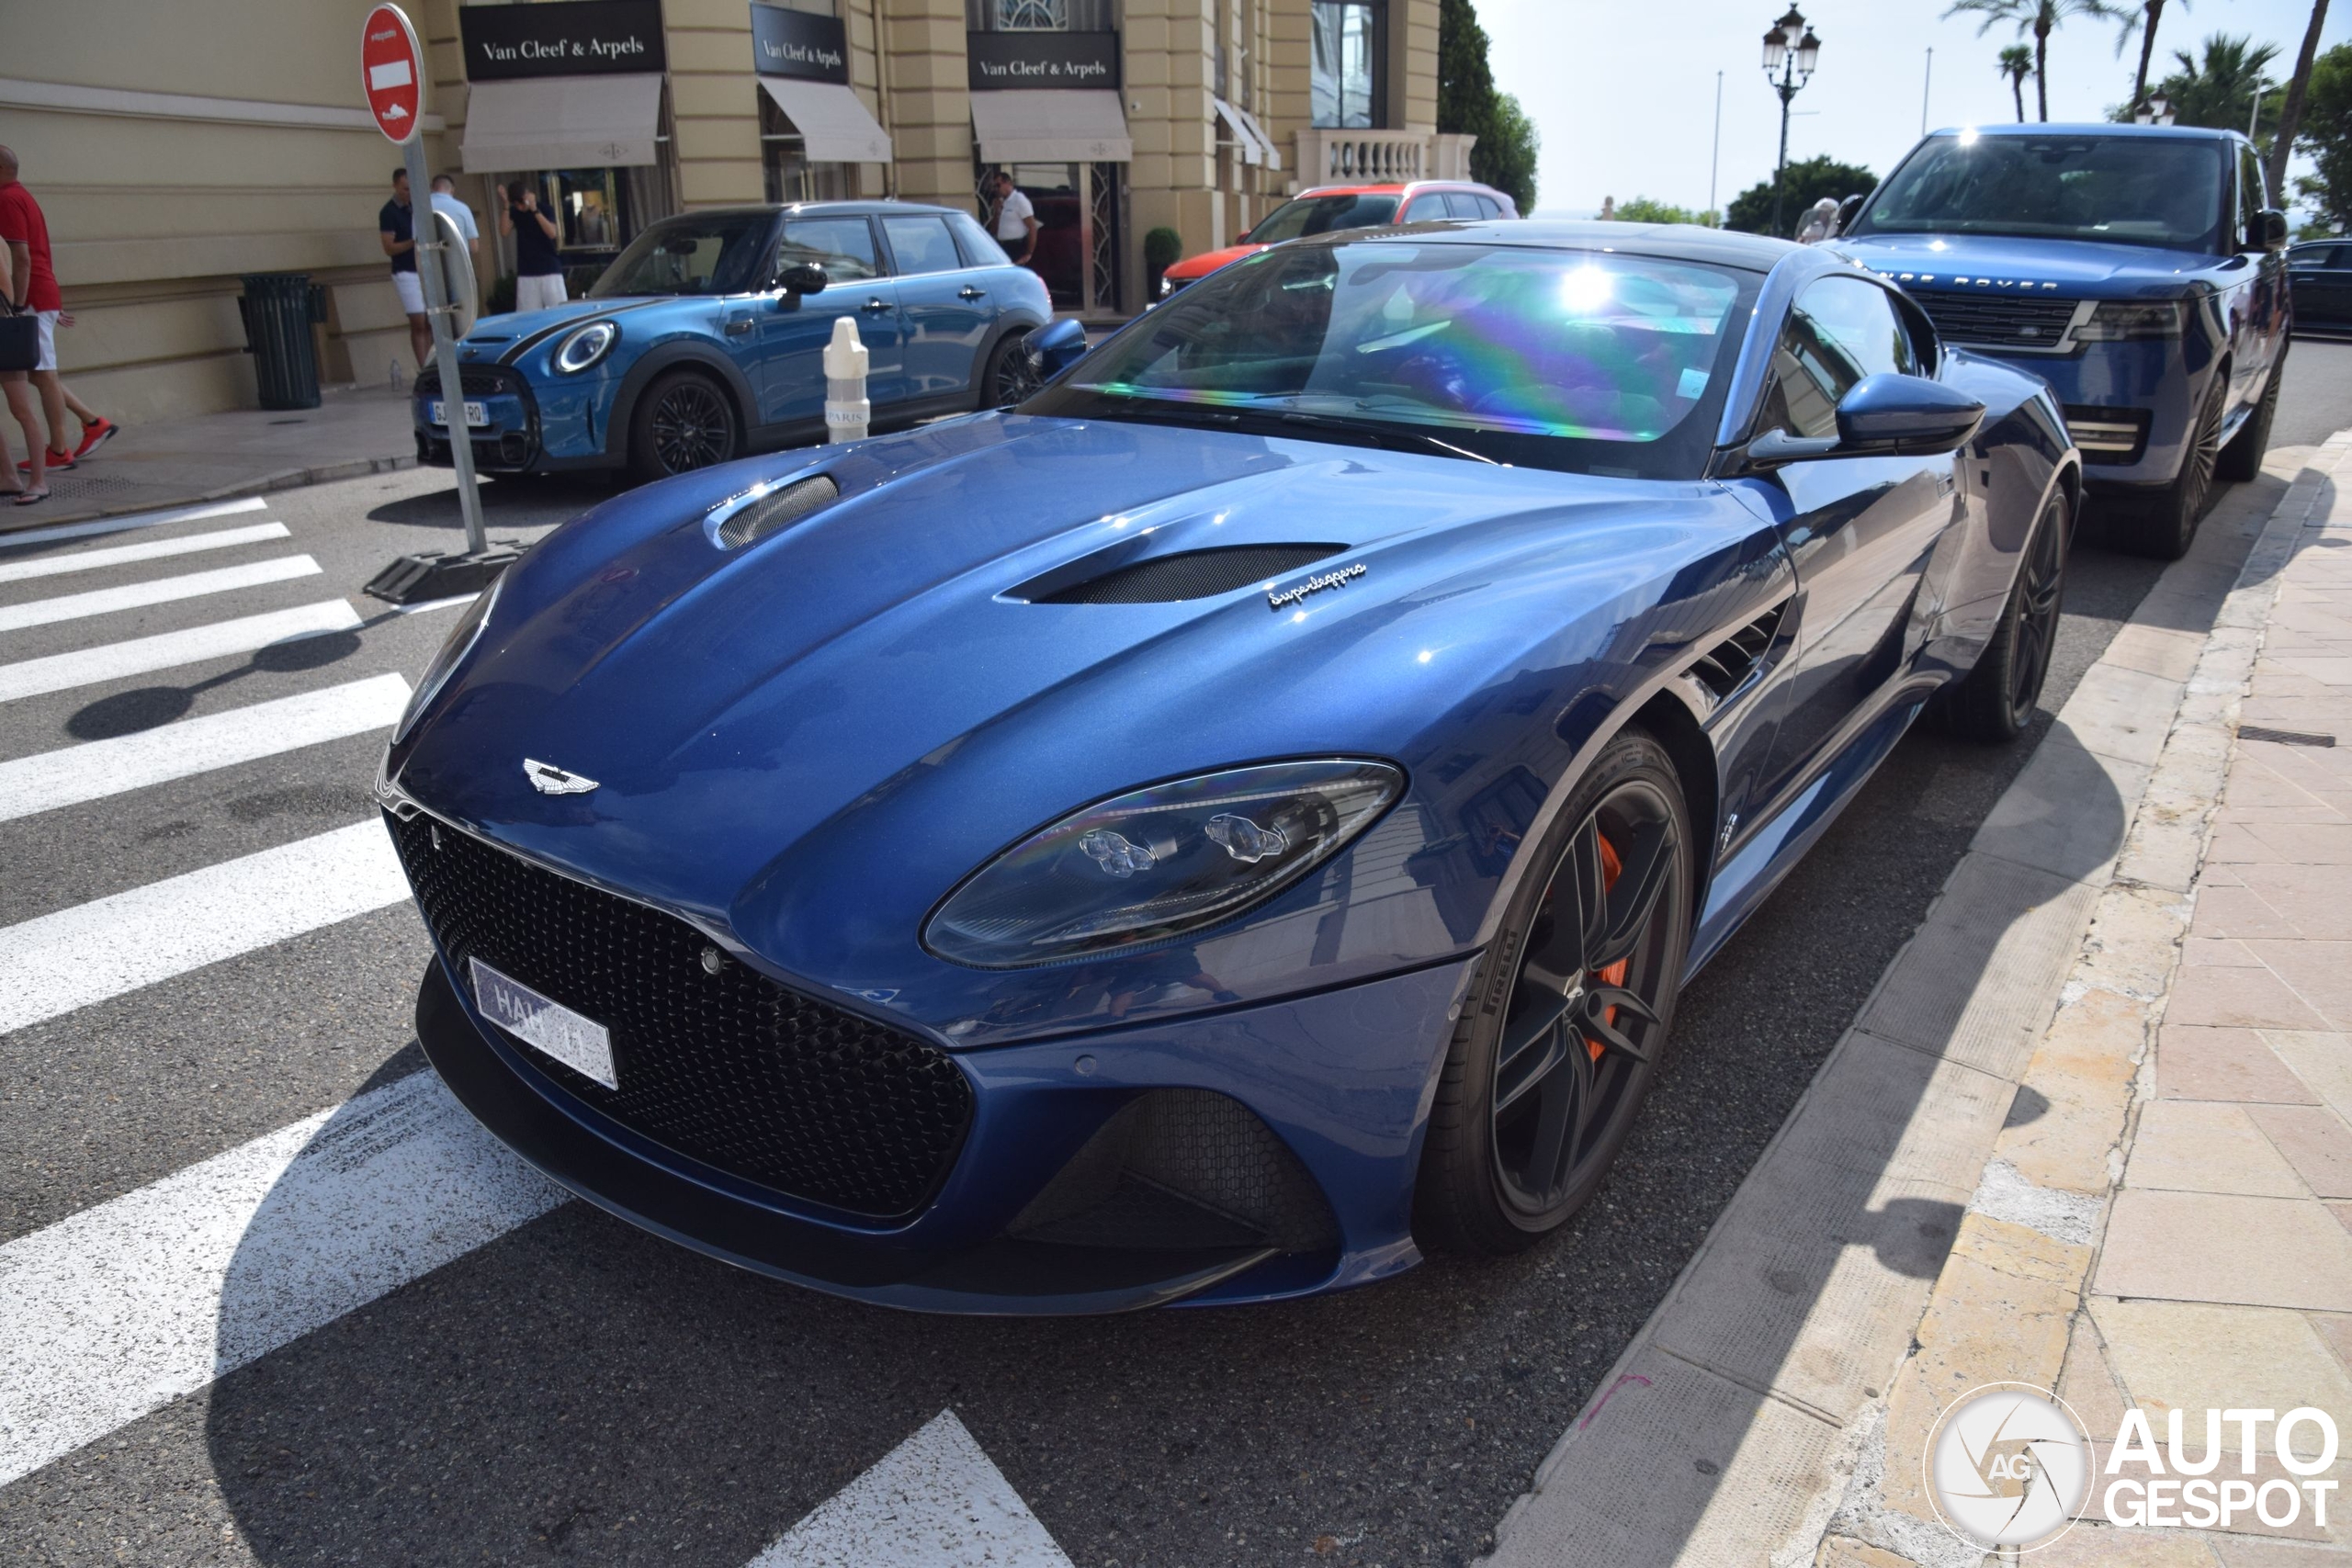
[0, 350, 2344, 1568]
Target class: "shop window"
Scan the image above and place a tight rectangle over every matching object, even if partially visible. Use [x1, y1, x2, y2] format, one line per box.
[761, 84, 857, 205]
[1311, 0, 1384, 129]
[966, 0, 1114, 31]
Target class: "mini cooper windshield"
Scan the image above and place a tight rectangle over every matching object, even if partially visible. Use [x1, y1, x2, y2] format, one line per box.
[588, 212, 774, 299]
[1030, 240, 1758, 478]
[1849, 133, 2230, 253]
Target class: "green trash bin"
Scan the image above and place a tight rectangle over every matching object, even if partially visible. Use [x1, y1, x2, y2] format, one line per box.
[237, 272, 322, 411]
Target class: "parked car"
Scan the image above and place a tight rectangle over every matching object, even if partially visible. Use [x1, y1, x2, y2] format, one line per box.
[2288, 237, 2352, 334]
[382, 222, 2075, 1314]
[414, 201, 1053, 483]
[1832, 123, 2289, 559]
[1155, 180, 1520, 299]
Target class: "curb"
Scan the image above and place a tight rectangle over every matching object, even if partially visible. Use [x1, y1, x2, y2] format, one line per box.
[1480, 439, 2347, 1568]
[0, 454, 416, 536]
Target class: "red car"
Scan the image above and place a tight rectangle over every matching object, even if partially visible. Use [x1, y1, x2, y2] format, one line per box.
[1156, 180, 1521, 300]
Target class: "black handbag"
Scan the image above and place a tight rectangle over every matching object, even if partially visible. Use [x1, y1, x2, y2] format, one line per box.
[0, 310, 34, 373]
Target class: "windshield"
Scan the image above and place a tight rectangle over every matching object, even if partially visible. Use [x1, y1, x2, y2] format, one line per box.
[588, 213, 774, 298]
[1244, 193, 1403, 245]
[1849, 133, 2229, 253]
[1025, 239, 1757, 479]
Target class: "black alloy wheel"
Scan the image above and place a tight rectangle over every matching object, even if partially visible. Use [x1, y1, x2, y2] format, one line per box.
[1416, 729, 1693, 1253]
[1934, 491, 2068, 744]
[983, 333, 1043, 409]
[630, 371, 740, 483]
[2132, 372, 2225, 561]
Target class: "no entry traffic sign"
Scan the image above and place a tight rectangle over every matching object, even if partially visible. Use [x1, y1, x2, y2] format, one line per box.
[361, 4, 424, 143]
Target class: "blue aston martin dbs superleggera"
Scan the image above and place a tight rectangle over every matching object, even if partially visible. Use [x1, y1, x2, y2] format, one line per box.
[380, 220, 2079, 1313]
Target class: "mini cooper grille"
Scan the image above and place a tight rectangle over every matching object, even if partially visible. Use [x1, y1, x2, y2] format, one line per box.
[1908, 291, 2082, 350]
[387, 810, 973, 1218]
[1036, 544, 1345, 604]
[416, 364, 529, 400]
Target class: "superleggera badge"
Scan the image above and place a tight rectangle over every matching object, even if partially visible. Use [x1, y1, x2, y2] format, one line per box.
[1268, 562, 1366, 610]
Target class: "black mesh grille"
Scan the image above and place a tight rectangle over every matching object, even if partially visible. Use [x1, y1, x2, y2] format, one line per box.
[1036, 545, 1345, 604]
[416, 364, 529, 400]
[717, 474, 838, 549]
[1910, 291, 2081, 349]
[389, 810, 973, 1219]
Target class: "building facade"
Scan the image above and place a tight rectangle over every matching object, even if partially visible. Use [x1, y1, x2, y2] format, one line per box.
[4, 0, 1461, 424]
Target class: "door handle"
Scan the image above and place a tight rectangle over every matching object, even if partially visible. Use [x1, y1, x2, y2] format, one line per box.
[861, 298, 891, 312]
[722, 318, 752, 337]
[958, 286, 986, 300]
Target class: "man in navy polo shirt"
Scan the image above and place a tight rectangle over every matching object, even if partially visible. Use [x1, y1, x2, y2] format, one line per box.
[379, 167, 430, 370]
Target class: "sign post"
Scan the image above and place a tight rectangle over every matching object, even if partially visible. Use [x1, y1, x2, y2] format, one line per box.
[360, 3, 514, 604]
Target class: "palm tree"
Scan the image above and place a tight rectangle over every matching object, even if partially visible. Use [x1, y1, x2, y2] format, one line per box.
[1945, 0, 2132, 120]
[2114, 0, 2191, 115]
[2149, 34, 2278, 132]
[2268, 0, 2334, 199]
[1998, 44, 2037, 119]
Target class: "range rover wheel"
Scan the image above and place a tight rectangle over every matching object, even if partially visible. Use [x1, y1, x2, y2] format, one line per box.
[1934, 490, 2067, 744]
[628, 370, 740, 484]
[1415, 728, 1693, 1255]
[2217, 343, 2286, 483]
[2131, 371, 2225, 561]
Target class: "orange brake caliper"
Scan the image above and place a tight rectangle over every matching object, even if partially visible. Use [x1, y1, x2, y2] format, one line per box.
[1589, 835, 1627, 1062]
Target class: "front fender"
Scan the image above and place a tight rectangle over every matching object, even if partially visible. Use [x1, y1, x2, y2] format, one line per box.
[605, 341, 763, 457]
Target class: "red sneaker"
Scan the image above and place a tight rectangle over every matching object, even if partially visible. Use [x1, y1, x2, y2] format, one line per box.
[16, 447, 75, 474]
[72, 417, 118, 459]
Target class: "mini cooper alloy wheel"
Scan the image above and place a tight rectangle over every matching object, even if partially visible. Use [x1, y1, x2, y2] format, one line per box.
[644, 376, 738, 476]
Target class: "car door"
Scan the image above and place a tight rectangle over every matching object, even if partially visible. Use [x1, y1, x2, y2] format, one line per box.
[879, 211, 990, 403]
[2288, 243, 2340, 328]
[756, 215, 905, 428]
[2232, 142, 2287, 405]
[1737, 275, 1960, 804]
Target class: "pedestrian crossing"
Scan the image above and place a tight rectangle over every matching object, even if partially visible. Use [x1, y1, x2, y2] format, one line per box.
[0, 495, 1076, 1567]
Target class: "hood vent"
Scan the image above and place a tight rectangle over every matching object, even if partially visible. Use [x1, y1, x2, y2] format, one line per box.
[1687, 603, 1787, 701]
[1035, 544, 1345, 604]
[714, 474, 839, 550]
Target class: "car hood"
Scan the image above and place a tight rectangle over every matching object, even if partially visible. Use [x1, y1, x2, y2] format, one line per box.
[1164, 243, 1266, 282]
[459, 295, 680, 358]
[1832, 231, 2230, 296]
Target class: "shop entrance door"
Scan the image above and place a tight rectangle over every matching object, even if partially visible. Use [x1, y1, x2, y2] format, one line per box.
[985, 162, 1121, 315]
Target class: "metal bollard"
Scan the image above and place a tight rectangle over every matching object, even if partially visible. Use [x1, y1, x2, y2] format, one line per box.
[823, 315, 869, 444]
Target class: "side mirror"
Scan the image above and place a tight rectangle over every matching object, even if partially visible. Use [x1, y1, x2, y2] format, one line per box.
[1026, 317, 1090, 379]
[1745, 373, 1984, 468]
[778, 263, 829, 296]
[2250, 209, 2289, 253]
[1834, 192, 1866, 235]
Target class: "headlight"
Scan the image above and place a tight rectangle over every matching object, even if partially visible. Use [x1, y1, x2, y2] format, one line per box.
[923, 759, 1404, 968]
[391, 571, 504, 745]
[552, 321, 618, 374]
[2074, 300, 2187, 341]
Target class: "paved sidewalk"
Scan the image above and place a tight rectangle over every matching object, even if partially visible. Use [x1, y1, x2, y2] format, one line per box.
[2, 383, 414, 535]
[1484, 436, 2352, 1568]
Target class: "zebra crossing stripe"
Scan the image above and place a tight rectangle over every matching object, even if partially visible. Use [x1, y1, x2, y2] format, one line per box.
[0, 523, 292, 585]
[0, 600, 364, 705]
[0, 819, 410, 1034]
[0, 497, 267, 553]
[0, 1068, 566, 1489]
[0, 672, 411, 823]
[0, 557, 322, 634]
[745, 1410, 1073, 1568]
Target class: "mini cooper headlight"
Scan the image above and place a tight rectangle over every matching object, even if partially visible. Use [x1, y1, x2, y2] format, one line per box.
[923, 760, 1403, 969]
[391, 572, 503, 745]
[2073, 300, 2187, 341]
[552, 320, 618, 374]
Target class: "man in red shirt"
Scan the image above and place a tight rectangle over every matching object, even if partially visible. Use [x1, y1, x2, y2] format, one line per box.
[0, 145, 117, 501]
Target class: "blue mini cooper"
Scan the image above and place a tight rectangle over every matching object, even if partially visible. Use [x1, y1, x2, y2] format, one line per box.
[415, 200, 1054, 482]
[1835, 124, 2289, 558]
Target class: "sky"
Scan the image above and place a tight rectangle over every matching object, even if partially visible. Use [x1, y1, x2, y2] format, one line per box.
[1477, 0, 2352, 220]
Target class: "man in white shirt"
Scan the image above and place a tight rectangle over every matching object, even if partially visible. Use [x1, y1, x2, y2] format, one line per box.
[430, 175, 481, 263]
[989, 171, 1037, 267]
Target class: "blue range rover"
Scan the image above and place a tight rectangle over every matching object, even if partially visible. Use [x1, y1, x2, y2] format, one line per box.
[415, 200, 1053, 483]
[1835, 124, 2289, 558]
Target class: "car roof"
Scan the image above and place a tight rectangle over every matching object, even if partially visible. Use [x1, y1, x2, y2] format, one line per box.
[646, 199, 963, 220]
[1919, 120, 2249, 144]
[1298, 218, 1792, 270]
[1294, 181, 1501, 198]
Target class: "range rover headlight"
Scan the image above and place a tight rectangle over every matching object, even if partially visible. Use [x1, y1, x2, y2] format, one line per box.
[2073, 300, 2187, 341]
[923, 759, 1404, 968]
[552, 320, 618, 374]
[391, 572, 504, 745]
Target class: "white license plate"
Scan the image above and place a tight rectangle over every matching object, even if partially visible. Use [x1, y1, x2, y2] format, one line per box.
[470, 957, 617, 1089]
[429, 399, 490, 428]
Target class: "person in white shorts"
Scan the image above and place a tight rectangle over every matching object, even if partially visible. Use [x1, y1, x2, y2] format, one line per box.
[379, 167, 432, 369]
[502, 183, 568, 315]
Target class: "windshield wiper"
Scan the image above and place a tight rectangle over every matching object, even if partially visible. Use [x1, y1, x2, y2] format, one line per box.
[1265, 409, 1498, 464]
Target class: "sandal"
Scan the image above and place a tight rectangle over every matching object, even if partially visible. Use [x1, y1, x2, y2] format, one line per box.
[11, 487, 49, 506]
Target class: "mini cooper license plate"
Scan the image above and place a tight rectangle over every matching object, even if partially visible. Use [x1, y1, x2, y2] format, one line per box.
[469, 957, 617, 1089]
[429, 399, 489, 428]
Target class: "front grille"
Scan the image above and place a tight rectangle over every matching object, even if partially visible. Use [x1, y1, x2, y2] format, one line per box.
[1911, 291, 2082, 350]
[416, 364, 528, 400]
[389, 810, 974, 1219]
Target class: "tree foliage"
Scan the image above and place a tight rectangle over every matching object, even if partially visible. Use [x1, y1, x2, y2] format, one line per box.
[1944, 0, 2132, 119]
[2294, 41, 2352, 231]
[1436, 0, 1539, 212]
[1612, 197, 1716, 226]
[1998, 45, 2037, 121]
[1724, 155, 1878, 238]
[2153, 33, 2280, 133]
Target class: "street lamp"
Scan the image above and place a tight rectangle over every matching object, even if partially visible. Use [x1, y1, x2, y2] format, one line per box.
[1761, 6, 1821, 238]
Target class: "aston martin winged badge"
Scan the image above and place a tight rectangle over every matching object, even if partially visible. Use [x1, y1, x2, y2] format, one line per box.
[524, 758, 599, 795]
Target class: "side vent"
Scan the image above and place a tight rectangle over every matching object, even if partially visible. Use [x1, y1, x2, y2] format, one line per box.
[1035, 544, 1344, 604]
[713, 474, 839, 549]
[1686, 603, 1787, 702]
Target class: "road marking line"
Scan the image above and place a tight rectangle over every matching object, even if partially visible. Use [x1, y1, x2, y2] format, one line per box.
[0, 600, 363, 705]
[0, 1069, 566, 1488]
[0, 523, 291, 584]
[746, 1410, 1074, 1568]
[0, 672, 411, 823]
[0, 819, 411, 1034]
[0, 497, 267, 553]
[0, 556, 322, 634]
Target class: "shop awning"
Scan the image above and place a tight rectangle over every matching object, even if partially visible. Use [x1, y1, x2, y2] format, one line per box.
[460, 73, 662, 172]
[969, 89, 1132, 164]
[757, 77, 891, 164]
[1230, 102, 1283, 172]
[1212, 96, 1265, 166]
